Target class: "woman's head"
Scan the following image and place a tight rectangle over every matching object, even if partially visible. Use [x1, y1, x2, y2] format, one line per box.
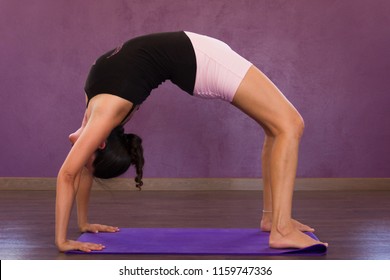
[92, 126, 144, 190]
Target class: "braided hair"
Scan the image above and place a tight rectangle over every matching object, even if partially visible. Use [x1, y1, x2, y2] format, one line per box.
[93, 126, 144, 190]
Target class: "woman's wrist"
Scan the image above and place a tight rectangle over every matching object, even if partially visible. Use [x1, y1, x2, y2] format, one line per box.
[55, 236, 67, 247]
[78, 222, 90, 232]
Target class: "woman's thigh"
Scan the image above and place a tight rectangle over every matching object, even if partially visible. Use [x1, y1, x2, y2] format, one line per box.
[232, 66, 303, 136]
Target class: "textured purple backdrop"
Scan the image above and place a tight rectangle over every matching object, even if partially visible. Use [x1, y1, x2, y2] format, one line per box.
[1, 0, 389, 178]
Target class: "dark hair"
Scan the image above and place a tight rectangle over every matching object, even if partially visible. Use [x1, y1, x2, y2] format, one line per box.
[93, 126, 144, 190]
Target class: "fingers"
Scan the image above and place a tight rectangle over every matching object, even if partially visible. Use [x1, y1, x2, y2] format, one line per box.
[90, 224, 120, 233]
[57, 240, 105, 253]
[100, 225, 120, 233]
[81, 224, 120, 233]
[78, 242, 105, 252]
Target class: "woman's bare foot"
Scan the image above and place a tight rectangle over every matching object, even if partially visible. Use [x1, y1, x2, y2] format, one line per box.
[260, 213, 273, 232]
[269, 223, 328, 249]
[260, 214, 315, 233]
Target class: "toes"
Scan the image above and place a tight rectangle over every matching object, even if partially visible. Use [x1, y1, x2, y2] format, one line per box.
[269, 228, 324, 249]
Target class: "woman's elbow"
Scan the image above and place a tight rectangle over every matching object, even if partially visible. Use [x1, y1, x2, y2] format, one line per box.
[57, 168, 78, 186]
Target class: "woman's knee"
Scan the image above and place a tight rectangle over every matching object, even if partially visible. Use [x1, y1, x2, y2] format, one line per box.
[286, 113, 305, 139]
[271, 113, 304, 139]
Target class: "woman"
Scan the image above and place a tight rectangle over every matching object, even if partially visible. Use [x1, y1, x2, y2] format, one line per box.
[55, 31, 327, 252]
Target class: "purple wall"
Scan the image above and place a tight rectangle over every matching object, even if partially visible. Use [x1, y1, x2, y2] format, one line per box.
[1, 0, 389, 178]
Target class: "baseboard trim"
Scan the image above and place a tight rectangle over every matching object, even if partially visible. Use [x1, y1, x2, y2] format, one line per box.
[0, 177, 389, 191]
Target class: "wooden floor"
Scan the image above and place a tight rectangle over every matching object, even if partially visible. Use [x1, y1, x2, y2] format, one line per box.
[1, 188, 390, 260]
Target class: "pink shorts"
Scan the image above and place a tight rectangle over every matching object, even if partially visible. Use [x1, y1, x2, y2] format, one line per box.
[185, 31, 252, 102]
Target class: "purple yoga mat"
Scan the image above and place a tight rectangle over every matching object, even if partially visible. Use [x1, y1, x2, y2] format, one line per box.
[67, 228, 327, 255]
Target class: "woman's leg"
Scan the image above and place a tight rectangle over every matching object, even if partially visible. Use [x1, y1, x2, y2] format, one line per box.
[261, 132, 315, 233]
[232, 66, 327, 248]
[260, 131, 274, 230]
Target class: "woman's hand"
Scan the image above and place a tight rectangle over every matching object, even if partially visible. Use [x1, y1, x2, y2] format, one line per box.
[57, 239, 105, 253]
[56, 224, 119, 252]
[80, 223, 120, 233]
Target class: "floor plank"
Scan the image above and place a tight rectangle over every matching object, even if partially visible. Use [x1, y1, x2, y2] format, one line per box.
[1, 189, 389, 260]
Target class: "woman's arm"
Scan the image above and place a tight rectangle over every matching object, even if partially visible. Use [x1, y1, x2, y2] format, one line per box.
[55, 127, 110, 251]
[76, 167, 119, 233]
[55, 167, 105, 252]
[55, 97, 129, 252]
[75, 167, 93, 230]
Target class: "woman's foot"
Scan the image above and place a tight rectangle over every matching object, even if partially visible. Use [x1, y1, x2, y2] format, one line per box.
[260, 214, 315, 232]
[269, 222, 328, 249]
